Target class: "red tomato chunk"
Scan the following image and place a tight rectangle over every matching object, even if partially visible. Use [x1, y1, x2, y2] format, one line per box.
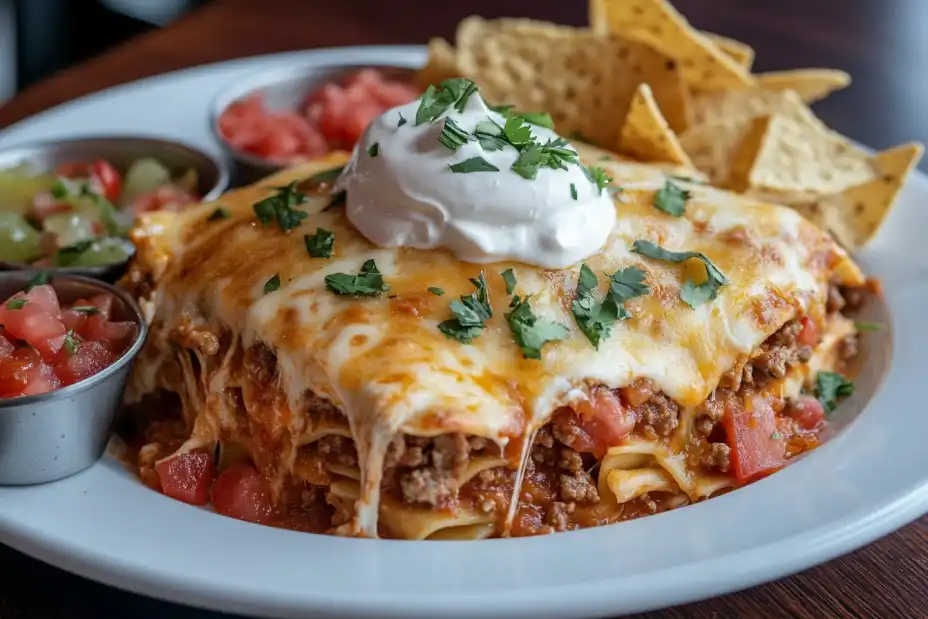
[722, 394, 787, 484]
[0, 284, 138, 399]
[211, 462, 274, 524]
[156, 452, 215, 506]
[219, 69, 419, 164]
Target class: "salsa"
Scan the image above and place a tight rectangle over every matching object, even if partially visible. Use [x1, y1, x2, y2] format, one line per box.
[218, 69, 419, 164]
[0, 157, 200, 268]
[0, 280, 138, 398]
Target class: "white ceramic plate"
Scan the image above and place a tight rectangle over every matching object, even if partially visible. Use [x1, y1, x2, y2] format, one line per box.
[1, 47, 927, 619]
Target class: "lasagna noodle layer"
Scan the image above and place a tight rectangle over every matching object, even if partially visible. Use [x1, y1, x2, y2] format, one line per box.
[125, 143, 865, 538]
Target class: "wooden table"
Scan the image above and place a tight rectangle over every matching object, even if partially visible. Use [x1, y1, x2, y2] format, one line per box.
[1, 0, 926, 617]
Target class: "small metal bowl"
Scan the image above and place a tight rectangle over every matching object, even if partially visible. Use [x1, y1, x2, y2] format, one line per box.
[0, 135, 231, 278]
[209, 62, 416, 184]
[0, 270, 147, 485]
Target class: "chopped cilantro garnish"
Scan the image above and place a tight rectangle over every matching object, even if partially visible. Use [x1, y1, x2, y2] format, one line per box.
[438, 273, 492, 344]
[448, 157, 500, 174]
[264, 274, 281, 294]
[511, 138, 578, 180]
[71, 305, 100, 315]
[571, 264, 649, 348]
[25, 271, 49, 290]
[505, 295, 569, 359]
[397, 112, 407, 127]
[253, 182, 309, 232]
[570, 183, 578, 200]
[583, 165, 613, 195]
[815, 371, 854, 414]
[304, 228, 334, 258]
[368, 143, 379, 157]
[416, 79, 479, 125]
[427, 286, 445, 296]
[474, 119, 507, 151]
[631, 240, 728, 308]
[854, 321, 884, 332]
[51, 179, 70, 199]
[502, 115, 534, 147]
[438, 117, 473, 151]
[55, 239, 96, 267]
[207, 207, 229, 221]
[501, 268, 517, 294]
[652, 180, 690, 217]
[306, 166, 345, 184]
[325, 259, 390, 297]
[5, 299, 28, 310]
[519, 112, 554, 129]
[63, 330, 80, 355]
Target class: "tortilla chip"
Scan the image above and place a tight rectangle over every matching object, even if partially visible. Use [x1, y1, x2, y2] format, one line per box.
[456, 16, 687, 149]
[589, 0, 753, 91]
[702, 32, 755, 70]
[803, 143, 923, 249]
[755, 69, 851, 104]
[728, 114, 876, 197]
[619, 83, 694, 167]
[690, 88, 818, 127]
[415, 38, 461, 90]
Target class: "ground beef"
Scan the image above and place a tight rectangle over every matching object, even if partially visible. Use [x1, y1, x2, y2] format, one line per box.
[244, 343, 277, 384]
[431, 433, 469, 475]
[694, 396, 726, 435]
[475, 467, 511, 488]
[316, 435, 358, 467]
[839, 334, 859, 360]
[399, 468, 455, 506]
[558, 448, 584, 472]
[559, 471, 599, 503]
[826, 285, 846, 313]
[841, 285, 865, 311]
[551, 417, 589, 450]
[545, 501, 574, 531]
[534, 426, 555, 449]
[171, 323, 220, 356]
[700, 443, 731, 472]
[633, 392, 680, 437]
[751, 320, 810, 380]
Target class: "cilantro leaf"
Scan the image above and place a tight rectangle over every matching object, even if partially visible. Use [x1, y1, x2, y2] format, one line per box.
[501, 268, 517, 294]
[416, 79, 479, 125]
[55, 239, 96, 267]
[583, 165, 613, 195]
[63, 330, 80, 355]
[815, 371, 854, 414]
[25, 271, 49, 290]
[5, 299, 28, 310]
[631, 240, 728, 308]
[519, 112, 554, 129]
[570, 265, 649, 349]
[427, 286, 444, 296]
[503, 115, 533, 147]
[325, 259, 390, 297]
[511, 144, 546, 180]
[505, 295, 569, 359]
[368, 143, 379, 157]
[207, 207, 229, 221]
[474, 119, 507, 151]
[438, 117, 473, 151]
[51, 179, 69, 199]
[70, 305, 100, 315]
[304, 228, 334, 258]
[397, 112, 407, 127]
[253, 182, 309, 232]
[609, 267, 650, 303]
[438, 272, 492, 344]
[448, 157, 500, 173]
[652, 180, 690, 217]
[570, 183, 578, 200]
[264, 274, 281, 294]
[854, 321, 883, 332]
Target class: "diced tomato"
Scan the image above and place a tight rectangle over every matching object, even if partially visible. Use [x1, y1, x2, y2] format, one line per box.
[0, 348, 59, 397]
[129, 185, 199, 215]
[90, 160, 122, 201]
[722, 394, 787, 484]
[211, 462, 274, 524]
[31, 192, 73, 221]
[797, 316, 820, 347]
[54, 340, 112, 386]
[82, 315, 137, 354]
[341, 102, 384, 146]
[784, 395, 826, 431]
[554, 388, 637, 457]
[156, 451, 215, 506]
[619, 380, 655, 408]
[0, 286, 66, 358]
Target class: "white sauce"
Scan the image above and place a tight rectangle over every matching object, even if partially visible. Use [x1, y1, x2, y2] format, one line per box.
[338, 93, 616, 269]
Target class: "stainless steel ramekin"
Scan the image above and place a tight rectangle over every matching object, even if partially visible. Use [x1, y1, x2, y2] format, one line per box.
[0, 271, 147, 484]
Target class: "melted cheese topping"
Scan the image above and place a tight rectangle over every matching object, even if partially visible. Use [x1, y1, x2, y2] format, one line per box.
[126, 144, 864, 536]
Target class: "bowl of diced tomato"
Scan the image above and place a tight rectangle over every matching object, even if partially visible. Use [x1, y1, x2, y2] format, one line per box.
[0, 136, 230, 277]
[0, 270, 147, 485]
[211, 63, 420, 181]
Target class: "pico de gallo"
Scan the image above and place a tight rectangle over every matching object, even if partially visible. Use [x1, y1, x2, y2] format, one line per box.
[0, 275, 138, 398]
[217, 68, 419, 164]
[0, 157, 200, 268]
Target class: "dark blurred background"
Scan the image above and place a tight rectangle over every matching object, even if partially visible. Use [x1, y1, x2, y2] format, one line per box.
[5, 0, 208, 100]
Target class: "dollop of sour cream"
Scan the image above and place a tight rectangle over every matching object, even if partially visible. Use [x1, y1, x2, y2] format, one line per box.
[338, 89, 616, 269]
